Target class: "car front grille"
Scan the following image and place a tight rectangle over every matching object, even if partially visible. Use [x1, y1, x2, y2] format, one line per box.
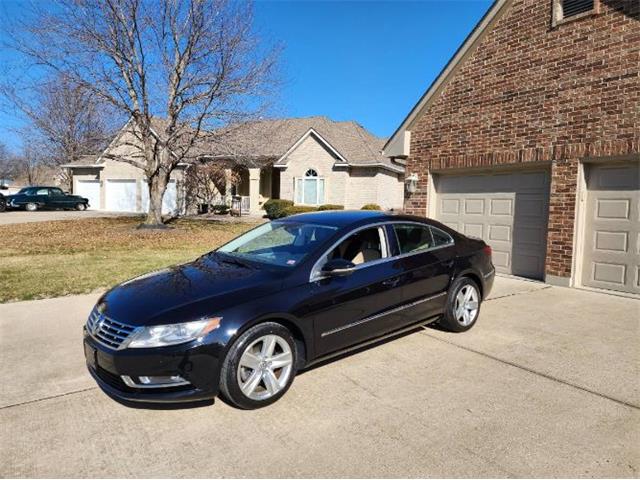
[86, 309, 137, 350]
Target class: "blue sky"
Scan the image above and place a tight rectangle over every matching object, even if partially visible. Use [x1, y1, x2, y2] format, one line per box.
[0, 0, 492, 152]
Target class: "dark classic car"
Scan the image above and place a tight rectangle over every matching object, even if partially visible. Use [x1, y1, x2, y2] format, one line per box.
[5, 186, 90, 211]
[83, 210, 495, 409]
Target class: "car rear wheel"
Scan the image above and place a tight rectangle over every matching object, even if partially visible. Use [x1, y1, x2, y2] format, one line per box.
[220, 322, 297, 409]
[0, 200, 5, 213]
[25, 202, 38, 212]
[439, 277, 481, 332]
[75, 203, 87, 211]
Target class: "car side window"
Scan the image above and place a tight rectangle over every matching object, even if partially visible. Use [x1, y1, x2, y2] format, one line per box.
[50, 188, 64, 196]
[36, 188, 49, 195]
[328, 227, 384, 266]
[393, 224, 434, 254]
[431, 227, 454, 247]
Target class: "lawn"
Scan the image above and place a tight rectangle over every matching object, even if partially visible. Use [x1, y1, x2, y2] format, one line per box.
[0, 217, 258, 303]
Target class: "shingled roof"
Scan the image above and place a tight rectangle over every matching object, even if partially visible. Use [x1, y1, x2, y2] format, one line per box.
[198, 116, 400, 171]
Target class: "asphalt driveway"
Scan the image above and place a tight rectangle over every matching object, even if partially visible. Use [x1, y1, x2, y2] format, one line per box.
[0, 210, 130, 225]
[0, 277, 638, 477]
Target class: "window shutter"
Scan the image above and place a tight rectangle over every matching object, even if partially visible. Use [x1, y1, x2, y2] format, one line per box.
[561, 0, 594, 18]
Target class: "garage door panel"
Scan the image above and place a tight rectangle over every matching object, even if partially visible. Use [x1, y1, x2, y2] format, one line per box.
[597, 199, 630, 219]
[489, 224, 511, 242]
[464, 198, 485, 215]
[435, 170, 549, 280]
[594, 231, 627, 252]
[441, 198, 460, 214]
[463, 223, 484, 238]
[582, 162, 639, 294]
[490, 198, 513, 216]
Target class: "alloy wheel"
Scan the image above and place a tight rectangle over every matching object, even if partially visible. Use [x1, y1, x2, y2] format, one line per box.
[237, 334, 293, 401]
[454, 284, 479, 326]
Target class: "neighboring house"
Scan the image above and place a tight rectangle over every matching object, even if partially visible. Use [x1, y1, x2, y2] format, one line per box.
[384, 0, 639, 295]
[64, 116, 405, 215]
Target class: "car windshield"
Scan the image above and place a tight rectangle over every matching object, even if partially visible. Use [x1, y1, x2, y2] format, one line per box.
[217, 221, 338, 267]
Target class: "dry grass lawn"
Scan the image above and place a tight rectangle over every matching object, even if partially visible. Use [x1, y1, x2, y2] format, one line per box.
[0, 217, 257, 303]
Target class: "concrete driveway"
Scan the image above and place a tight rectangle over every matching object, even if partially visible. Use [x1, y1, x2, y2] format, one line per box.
[0, 210, 130, 225]
[0, 277, 638, 477]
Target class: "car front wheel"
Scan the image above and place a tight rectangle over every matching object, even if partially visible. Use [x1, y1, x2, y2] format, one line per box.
[220, 322, 297, 409]
[25, 202, 38, 212]
[76, 203, 87, 211]
[440, 276, 481, 332]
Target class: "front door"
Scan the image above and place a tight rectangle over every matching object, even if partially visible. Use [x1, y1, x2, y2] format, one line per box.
[302, 226, 405, 356]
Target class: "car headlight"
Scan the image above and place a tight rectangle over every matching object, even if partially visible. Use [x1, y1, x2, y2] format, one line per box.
[127, 317, 221, 348]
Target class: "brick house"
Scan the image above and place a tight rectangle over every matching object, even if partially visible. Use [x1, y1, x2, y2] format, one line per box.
[384, 0, 639, 295]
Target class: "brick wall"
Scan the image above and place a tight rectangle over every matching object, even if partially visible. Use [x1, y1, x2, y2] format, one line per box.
[404, 0, 639, 279]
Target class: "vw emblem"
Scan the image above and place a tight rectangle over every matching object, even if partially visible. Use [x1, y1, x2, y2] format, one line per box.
[92, 315, 104, 335]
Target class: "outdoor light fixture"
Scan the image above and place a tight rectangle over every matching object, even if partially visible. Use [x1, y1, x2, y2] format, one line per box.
[405, 173, 419, 194]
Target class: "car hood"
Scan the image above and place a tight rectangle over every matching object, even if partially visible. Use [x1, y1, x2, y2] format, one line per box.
[97, 254, 285, 327]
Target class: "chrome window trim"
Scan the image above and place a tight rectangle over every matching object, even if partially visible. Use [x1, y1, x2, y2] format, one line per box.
[310, 222, 391, 281]
[320, 291, 448, 337]
[308, 220, 455, 283]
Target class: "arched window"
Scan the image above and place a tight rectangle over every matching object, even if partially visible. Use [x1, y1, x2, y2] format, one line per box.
[295, 168, 325, 205]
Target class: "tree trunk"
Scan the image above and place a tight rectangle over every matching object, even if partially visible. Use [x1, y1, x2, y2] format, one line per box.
[144, 173, 169, 226]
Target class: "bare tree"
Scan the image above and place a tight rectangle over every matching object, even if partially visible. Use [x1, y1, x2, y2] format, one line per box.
[0, 142, 16, 183]
[3, 74, 117, 189]
[5, 0, 278, 226]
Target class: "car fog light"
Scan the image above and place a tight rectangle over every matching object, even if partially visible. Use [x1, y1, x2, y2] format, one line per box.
[121, 375, 190, 388]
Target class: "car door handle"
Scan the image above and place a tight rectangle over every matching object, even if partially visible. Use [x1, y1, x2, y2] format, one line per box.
[382, 278, 401, 288]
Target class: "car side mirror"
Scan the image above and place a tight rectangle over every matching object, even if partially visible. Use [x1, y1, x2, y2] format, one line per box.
[321, 258, 356, 277]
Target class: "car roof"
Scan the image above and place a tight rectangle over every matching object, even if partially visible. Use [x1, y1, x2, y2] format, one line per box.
[279, 210, 438, 229]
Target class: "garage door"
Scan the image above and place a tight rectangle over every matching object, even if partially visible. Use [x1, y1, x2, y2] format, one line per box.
[74, 180, 100, 210]
[141, 180, 178, 215]
[434, 170, 550, 279]
[105, 179, 137, 212]
[582, 162, 639, 295]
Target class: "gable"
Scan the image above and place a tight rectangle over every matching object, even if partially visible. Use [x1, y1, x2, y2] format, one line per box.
[386, 0, 639, 159]
[275, 129, 348, 166]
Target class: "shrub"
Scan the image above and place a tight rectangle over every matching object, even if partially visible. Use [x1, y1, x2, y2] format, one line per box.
[317, 204, 344, 211]
[212, 204, 230, 215]
[361, 203, 381, 210]
[282, 205, 317, 216]
[263, 199, 294, 219]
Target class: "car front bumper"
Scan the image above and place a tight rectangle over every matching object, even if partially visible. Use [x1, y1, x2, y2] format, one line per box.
[83, 328, 222, 403]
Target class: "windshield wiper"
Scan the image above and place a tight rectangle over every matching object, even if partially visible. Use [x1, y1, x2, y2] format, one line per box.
[216, 252, 254, 269]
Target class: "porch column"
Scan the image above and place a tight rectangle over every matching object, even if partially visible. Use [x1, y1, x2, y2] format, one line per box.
[248, 168, 261, 215]
[224, 168, 233, 205]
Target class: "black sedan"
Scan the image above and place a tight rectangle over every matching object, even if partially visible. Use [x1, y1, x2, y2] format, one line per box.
[84, 210, 495, 409]
[5, 186, 89, 211]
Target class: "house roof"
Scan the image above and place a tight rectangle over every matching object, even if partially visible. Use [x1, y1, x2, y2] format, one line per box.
[383, 0, 508, 157]
[59, 155, 103, 168]
[199, 116, 400, 171]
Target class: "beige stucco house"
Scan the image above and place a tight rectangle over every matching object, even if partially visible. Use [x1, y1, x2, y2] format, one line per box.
[64, 116, 405, 215]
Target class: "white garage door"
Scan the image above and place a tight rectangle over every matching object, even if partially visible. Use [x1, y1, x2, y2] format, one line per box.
[141, 180, 178, 215]
[582, 162, 639, 295]
[434, 170, 550, 279]
[74, 180, 100, 210]
[105, 179, 138, 212]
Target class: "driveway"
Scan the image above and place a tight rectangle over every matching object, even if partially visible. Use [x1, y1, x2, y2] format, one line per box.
[0, 210, 131, 225]
[0, 277, 638, 477]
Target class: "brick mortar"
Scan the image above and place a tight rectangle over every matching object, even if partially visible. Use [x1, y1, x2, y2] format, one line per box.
[403, 0, 640, 279]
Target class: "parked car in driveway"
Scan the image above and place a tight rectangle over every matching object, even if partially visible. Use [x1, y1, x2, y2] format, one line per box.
[83, 210, 495, 409]
[5, 186, 90, 211]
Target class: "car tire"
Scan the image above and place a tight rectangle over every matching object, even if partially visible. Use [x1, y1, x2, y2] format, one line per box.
[76, 203, 87, 211]
[25, 203, 38, 212]
[219, 322, 297, 410]
[0, 201, 5, 213]
[439, 276, 482, 333]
